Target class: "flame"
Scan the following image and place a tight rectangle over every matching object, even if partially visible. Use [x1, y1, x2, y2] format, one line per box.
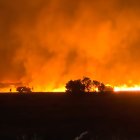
[52, 87, 65, 92]
[29, 85, 65, 92]
[1, 84, 140, 93]
[0, 83, 140, 93]
[114, 84, 140, 92]
[31, 84, 140, 92]
[0, 86, 17, 93]
[0, 1, 140, 93]
[0, 85, 66, 93]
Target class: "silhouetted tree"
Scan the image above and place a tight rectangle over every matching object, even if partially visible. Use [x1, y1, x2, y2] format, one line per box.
[92, 80, 100, 91]
[65, 80, 85, 94]
[65, 77, 110, 94]
[93, 80, 100, 87]
[16, 86, 32, 93]
[98, 83, 105, 92]
[93, 80, 105, 92]
[81, 77, 92, 92]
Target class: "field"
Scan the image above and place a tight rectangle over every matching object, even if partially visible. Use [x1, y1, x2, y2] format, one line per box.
[0, 92, 140, 139]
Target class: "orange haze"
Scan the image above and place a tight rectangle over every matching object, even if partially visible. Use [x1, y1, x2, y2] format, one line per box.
[0, 0, 140, 92]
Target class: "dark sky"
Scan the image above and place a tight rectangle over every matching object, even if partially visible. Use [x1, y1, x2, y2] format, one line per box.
[0, 0, 140, 89]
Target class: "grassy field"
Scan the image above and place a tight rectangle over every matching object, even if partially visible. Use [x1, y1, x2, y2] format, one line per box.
[0, 92, 140, 139]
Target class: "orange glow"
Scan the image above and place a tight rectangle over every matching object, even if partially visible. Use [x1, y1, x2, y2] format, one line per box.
[0, 1, 140, 93]
[1, 84, 140, 93]
[114, 85, 140, 92]
[0, 86, 17, 93]
[52, 87, 65, 92]
[32, 86, 65, 92]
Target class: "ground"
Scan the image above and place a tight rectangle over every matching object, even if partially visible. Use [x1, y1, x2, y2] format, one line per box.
[0, 92, 140, 139]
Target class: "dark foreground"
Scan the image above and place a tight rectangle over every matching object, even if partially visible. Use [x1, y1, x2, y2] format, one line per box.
[0, 92, 140, 140]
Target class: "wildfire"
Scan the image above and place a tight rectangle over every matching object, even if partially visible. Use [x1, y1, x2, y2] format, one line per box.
[33, 87, 65, 92]
[31, 85, 65, 92]
[25, 84, 140, 92]
[51, 87, 65, 92]
[114, 85, 140, 92]
[0, 87, 17, 93]
[1, 83, 140, 93]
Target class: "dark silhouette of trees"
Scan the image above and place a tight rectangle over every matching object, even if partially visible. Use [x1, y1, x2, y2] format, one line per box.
[65, 77, 114, 94]
[98, 83, 105, 92]
[93, 80, 105, 92]
[65, 80, 85, 94]
[81, 77, 92, 92]
[93, 80, 101, 87]
[16, 86, 32, 93]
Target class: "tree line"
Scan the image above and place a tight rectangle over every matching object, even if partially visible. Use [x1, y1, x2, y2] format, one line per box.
[65, 77, 114, 94]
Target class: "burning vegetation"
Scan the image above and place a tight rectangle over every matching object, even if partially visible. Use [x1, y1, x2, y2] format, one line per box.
[0, 0, 140, 92]
[65, 77, 114, 94]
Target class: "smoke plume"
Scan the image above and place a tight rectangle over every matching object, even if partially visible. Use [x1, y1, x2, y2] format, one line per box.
[0, 0, 140, 91]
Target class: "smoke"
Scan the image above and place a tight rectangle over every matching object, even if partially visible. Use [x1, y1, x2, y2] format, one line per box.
[0, 0, 140, 90]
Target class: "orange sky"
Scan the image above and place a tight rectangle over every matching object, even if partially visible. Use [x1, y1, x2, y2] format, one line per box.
[0, 0, 140, 91]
